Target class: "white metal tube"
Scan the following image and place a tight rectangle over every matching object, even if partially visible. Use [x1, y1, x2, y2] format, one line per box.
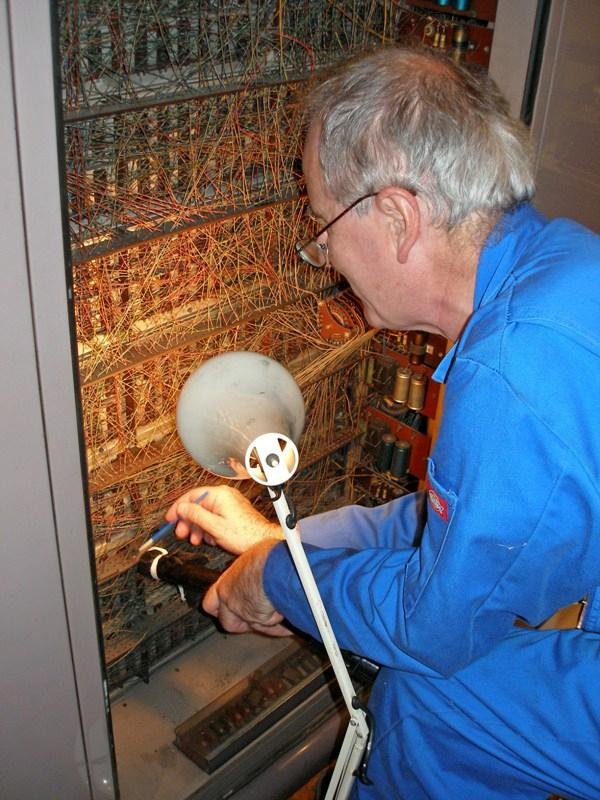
[269, 489, 361, 710]
[268, 488, 370, 800]
[251, 435, 370, 799]
[323, 721, 367, 800]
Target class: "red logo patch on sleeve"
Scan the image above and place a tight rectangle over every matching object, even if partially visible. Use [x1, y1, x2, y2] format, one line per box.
[427, 484, 449, 522]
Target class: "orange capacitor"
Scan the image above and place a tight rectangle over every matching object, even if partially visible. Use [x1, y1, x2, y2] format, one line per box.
[407, 372, 427, 411]
[452, 25, 469, 62]
[392, 366, 412, 405]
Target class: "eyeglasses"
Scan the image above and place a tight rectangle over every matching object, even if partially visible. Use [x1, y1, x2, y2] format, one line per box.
[295, 192, 377, 268]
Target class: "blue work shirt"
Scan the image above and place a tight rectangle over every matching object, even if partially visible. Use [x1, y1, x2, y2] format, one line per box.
[263, 203, 600, 678]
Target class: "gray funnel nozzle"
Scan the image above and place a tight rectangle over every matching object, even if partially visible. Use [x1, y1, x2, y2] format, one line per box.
[176, 351, 305, 480]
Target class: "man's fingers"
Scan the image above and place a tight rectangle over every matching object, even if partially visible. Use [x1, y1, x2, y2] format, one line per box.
[176, 500, 232, 544]
[218, 603, 253, 634]
[202, 583, 219, 616]
[202, 585, 253, 633]
[173, 519, 192, 540]
[190, 530, 202, 546]
[200, 540, 281, 636]
[202, 574, 280, 635]
[165, 489, 201, 521]
[172, 500, 224, 548]
[250, 622, 294, 637]
[176, 500, 214, 529]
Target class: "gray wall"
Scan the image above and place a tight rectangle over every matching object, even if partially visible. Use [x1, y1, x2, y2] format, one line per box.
[489, 0, 539, 119]
[530, 0, 600, 232]
[0, 2, 115, 797]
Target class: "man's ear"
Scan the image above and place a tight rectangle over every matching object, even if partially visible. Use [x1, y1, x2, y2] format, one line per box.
[375, 186, 420, 263]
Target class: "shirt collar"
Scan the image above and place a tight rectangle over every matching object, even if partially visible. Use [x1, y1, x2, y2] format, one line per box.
[433, 204, 546, 384]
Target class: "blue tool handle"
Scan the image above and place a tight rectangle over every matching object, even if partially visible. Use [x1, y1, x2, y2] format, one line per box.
[148, 519, 176, 544]
[138, 490, 209, 554]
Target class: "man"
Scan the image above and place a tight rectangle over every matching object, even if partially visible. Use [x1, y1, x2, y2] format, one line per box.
[167, 48, 600, 798]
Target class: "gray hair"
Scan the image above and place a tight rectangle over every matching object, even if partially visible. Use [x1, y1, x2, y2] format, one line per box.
[305, 47, 535, 228]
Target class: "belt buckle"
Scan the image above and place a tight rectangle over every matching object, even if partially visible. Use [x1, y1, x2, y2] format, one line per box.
[575, 597, 588, 630]
[537, 596, 588, 630]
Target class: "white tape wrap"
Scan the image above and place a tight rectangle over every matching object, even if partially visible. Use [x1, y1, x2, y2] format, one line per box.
[147, 546, 186, 602]
[147, 546, 168, 580]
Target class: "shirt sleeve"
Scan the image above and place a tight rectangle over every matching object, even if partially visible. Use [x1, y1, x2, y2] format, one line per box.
[264, 325, 600, 677]
[298, 490, 426, 550]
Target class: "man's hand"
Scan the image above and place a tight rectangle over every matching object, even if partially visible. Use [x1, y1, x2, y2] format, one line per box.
[202, 539, 292, 636]
[166, 485, 283, 555]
